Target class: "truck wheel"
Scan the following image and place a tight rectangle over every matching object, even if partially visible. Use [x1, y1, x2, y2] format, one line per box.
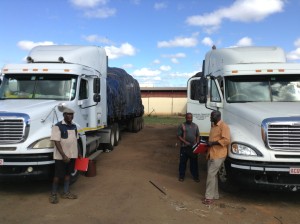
[218, 161, 239, 192]
[142, 117, 145, 129]
[132, 117, 139, 133]
[137, 117, 142, 131]
[127, 119, 133, 132]
[114, 123, 120, 146]
[140, 117, 144, 130]
[105, 126, 115, 151]
[139, 117, 144, 130]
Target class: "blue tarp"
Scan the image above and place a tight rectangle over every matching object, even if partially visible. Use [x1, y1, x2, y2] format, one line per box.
[107, 67, 144, 121]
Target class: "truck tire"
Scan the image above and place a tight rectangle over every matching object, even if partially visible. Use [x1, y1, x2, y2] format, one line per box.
[132, 117, 139, 133]
[140, 117, 144, 130]
[127, 119, 133, 132]
[114, 123, 120, 146]
[105, 126, 115, 151]
[138, 117, 144, 130]
[218, 161, 240, 192]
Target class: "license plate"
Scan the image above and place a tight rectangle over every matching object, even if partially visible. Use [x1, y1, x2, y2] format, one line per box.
[0, 159, 3, 165]
[290, 168, 300, 174]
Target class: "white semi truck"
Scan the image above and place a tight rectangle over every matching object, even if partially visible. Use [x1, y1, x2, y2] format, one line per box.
[187, 46, 300, 191]
[0, 45, 144, 181]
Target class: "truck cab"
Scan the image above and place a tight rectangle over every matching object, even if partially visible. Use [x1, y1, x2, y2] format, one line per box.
[0, 46, 108, 181]
[187, 46, 300, 191]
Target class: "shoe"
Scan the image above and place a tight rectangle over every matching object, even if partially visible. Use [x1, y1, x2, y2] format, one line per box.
[49, 193, 58, 204]
[202, 198, 214, 205]
[178, 177, 184, 182]
[193, 177, 200, 183]
[61, 191, 78, 199]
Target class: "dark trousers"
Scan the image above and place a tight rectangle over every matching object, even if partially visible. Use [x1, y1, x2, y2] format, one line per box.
[179, 147, 199, 179]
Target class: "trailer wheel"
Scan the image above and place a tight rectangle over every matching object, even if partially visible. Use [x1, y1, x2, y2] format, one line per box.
[139, 117, 144, 130]
[114, 123, 120, 146]
[132, 117, 139, 133]
[218, 161, 239, 192]
[141, 117, 144, 130]
[105, 126, 115, 151]
[127, 119, 133, 132]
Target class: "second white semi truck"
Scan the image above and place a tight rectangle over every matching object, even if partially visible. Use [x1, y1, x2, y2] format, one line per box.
[187, 46, 300, 191]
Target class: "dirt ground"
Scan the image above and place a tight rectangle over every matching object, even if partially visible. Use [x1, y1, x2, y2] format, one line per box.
[1, 124, 300, 224]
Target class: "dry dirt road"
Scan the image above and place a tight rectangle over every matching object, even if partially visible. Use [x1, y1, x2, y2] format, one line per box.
[1, 123, 300, 224]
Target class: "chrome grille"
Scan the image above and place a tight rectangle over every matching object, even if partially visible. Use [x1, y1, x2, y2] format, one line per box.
[268, 124, 300, 150]
[0, 118, 25, 143]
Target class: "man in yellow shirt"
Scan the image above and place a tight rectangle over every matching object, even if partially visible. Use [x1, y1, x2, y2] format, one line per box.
[203, 110, 230, 205]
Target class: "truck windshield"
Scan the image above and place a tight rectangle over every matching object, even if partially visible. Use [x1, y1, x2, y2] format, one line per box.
[226, 75, 300, 103]
[0, 74, 77, 100]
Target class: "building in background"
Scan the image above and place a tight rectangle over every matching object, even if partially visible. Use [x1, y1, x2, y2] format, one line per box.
[140, 87, 187, 116]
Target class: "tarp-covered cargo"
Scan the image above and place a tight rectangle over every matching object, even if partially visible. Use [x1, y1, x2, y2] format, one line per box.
[107, 67, 144, 121]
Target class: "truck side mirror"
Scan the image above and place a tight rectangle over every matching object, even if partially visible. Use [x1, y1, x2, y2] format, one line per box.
[199, 77, 207, 104]
[93, 78, 100, 93]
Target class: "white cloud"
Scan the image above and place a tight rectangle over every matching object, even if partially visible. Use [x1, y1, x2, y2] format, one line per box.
[162, 53, 186, 58]
[294, 38, 300, 48]
[160, 65, 171, 71]
[104, 43, 136, 59]
[161, 53, 186, 64]
[84, 7, 116, 18]
[157, 35, 198, 48]
[284, 39, 300, 61]
[70, 0, 115, 19]
[83, 34, 113, 44]
[131, 0, 141, 5]
[170, 71, 198, 78]
[70, 0, 107, 8]
[171, 58, 179, 64]
[236, 37, 253, 46]
[202, 37, 214, 46]
[17, 40, 55, 51]
[186, 0, 284, 32]
[153, 59, 160, 64]
[132, 68, 161, 77]
[154, 2, 167, 10]
[122, 64, 134, 69]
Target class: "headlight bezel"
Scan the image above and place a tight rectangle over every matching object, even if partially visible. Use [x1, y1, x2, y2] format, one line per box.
[28, 137, 54, 149]
[231, 142, 263, 157]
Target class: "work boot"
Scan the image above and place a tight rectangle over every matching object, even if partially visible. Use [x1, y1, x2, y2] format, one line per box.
[49, 193, 59, 204]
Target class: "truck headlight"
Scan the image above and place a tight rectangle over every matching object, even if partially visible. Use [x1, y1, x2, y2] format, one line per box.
[28, 138, 54, 149]
[231, 143, 258, 156]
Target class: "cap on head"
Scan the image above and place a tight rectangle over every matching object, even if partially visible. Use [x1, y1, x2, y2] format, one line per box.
[62, 107, 75, 114]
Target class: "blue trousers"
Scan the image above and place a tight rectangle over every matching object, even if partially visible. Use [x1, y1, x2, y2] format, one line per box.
[179, 147, 199, 179]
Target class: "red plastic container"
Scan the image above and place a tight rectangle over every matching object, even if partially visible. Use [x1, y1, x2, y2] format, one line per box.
[193, 143, 208, 154]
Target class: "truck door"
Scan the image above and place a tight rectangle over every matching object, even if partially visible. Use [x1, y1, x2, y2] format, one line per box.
[187, 77, 211, 137]
[78, 77, 89, 122]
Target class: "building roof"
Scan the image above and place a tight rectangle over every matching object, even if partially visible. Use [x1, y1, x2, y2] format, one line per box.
[140, 87, 186, 91]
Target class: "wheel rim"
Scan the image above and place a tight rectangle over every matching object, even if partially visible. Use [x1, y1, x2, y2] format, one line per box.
[110, 130, 115, 146]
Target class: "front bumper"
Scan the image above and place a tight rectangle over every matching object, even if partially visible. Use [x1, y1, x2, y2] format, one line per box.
[226, 157, 300, 191]
[0, 153, 54, 181]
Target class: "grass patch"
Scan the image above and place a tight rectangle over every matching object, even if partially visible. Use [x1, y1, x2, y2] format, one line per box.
[143, 115, 185, 126]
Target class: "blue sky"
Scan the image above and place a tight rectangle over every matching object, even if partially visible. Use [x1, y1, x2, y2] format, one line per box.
[1, 0, 300, 87]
